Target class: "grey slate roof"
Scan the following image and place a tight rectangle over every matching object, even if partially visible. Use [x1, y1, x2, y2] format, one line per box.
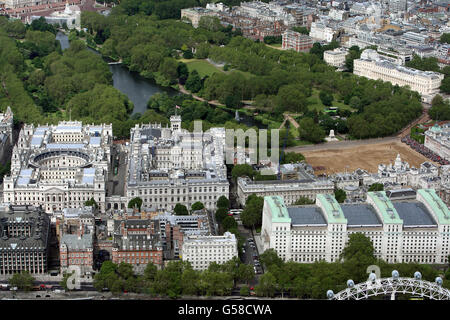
[287, 206, 327, 225]
[0, 205, 50, 251]
[392, 201, 437, 226]
[341, 204, 382, 226]
[61, 233, 93, 250]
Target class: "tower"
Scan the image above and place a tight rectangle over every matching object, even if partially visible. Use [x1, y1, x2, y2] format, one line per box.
[170, 115, 182, 133]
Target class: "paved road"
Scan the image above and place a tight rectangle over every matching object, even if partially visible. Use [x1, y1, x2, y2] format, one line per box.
[286, 136, 399, 152]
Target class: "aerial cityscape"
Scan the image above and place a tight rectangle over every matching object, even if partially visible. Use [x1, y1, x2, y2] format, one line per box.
[0, 0, 449, 305]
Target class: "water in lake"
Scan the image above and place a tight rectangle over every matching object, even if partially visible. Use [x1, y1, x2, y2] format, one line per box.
[55, 32, 265, 127]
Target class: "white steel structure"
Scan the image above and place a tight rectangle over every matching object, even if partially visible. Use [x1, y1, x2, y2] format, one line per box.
[328, 272, 450, 300]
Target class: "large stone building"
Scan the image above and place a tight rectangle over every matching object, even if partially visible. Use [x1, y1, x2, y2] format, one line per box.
[111, 218, 164, 272]
[29, 2, 81, 30]
[424, 123, 450, 162]
[0, 205, 50, 275]
[59, 223, 94, 277]
[364, 154, 439, 187]
[125, 116, 229, 212]
[237, 163, 334, 206]
[0, 0, 62, 9]
[156, 211, 212, 260]
[324, 47, 348, 68]
[309, 21, 336, 42]
[0, 106, 13, 164]
[282, 30, 313, 52]
[3, 121, 113, 214]
[354, 49, 444, 101]
[261, 189, 450, 265]
[181, 7, 217, 28]
[181, 231, 238, 270]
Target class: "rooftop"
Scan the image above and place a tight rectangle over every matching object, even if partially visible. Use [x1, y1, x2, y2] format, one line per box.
[287, 206, 327, 226]
[265, 196, 291, 223]
[367, 191, 403, 224]
[316, 194, 347, 224]
[341, 204, 382, 226]
[392, 201, 437, 227]
[417, 189, 450, 225]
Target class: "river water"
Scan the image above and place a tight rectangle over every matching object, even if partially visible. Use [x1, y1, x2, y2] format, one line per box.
[55, 32, 265, 127]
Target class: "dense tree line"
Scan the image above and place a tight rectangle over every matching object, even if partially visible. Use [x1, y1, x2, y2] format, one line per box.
[78, 9, 424, 140]
[93, 258, 253, 298]
[0, 17, 175, 138]
[429, 95, 450, 121]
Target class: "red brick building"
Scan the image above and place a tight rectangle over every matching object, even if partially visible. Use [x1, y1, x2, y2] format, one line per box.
[60, 224, 94, 276]
[282, 30, 313, 52]
[111, 219, 163, 272]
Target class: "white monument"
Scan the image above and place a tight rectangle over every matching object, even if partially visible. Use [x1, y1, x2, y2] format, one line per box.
[326, 129, 338, 142]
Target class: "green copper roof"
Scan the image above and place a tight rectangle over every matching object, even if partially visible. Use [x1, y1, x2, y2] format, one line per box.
[264, 196, 291, 223]
[418, 189, 450, 225]
[430, 124, 442, 132]
[316, 194, 347, 224]
[367, 191, 403, 224]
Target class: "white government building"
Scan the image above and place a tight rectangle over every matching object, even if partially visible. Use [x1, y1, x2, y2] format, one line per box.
[323, 47, 348, 68]
[2, 121, 112, 213]
[125, 116, 229, 211]
[261, 189, 450, 265]
[181, 231, 238, 270]
[237, 162, 334, 206]
[425, 123, 450, 162]
[354, 49, 444, 102]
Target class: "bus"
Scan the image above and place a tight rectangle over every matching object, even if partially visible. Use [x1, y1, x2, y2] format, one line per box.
[229, 209, 243, 216]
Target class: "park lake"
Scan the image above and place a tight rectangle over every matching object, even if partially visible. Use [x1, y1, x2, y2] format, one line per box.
[56, 31, 265, 128]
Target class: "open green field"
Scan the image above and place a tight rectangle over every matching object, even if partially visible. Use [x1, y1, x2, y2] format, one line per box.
[183, 59, 224, 78]
[307, 88, 356, 113]
[181, 59, 254, 79]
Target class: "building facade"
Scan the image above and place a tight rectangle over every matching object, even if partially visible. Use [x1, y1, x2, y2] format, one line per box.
[324, 47, 348, 68]
[59, 224, 94, 276]
[261, 189, 450, 265]
[282, 30, 313, 52]
[1, 0, 62, 9]
[181, 231, 238, 270]
[0, 106, 13, 164]
[0, 205, 50, 274]
[3, 121, 113, 214]
[237, 164, 334, 206]
[354, 49, 444, 101]
[424, 123, 450, 161]
[125, 117, 229, 212]
[181, 7, 217, 28]
[309, 21, 335, 42]
[111, 218, 164, 272]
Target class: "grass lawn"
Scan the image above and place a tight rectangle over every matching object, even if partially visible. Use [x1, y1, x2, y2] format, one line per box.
[265, 43, 283, 50]
[183, 59, 224, 78]
[307, 88, 356, 113]
[182, 59, 254, 79]
[292, 140, 313, 146]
